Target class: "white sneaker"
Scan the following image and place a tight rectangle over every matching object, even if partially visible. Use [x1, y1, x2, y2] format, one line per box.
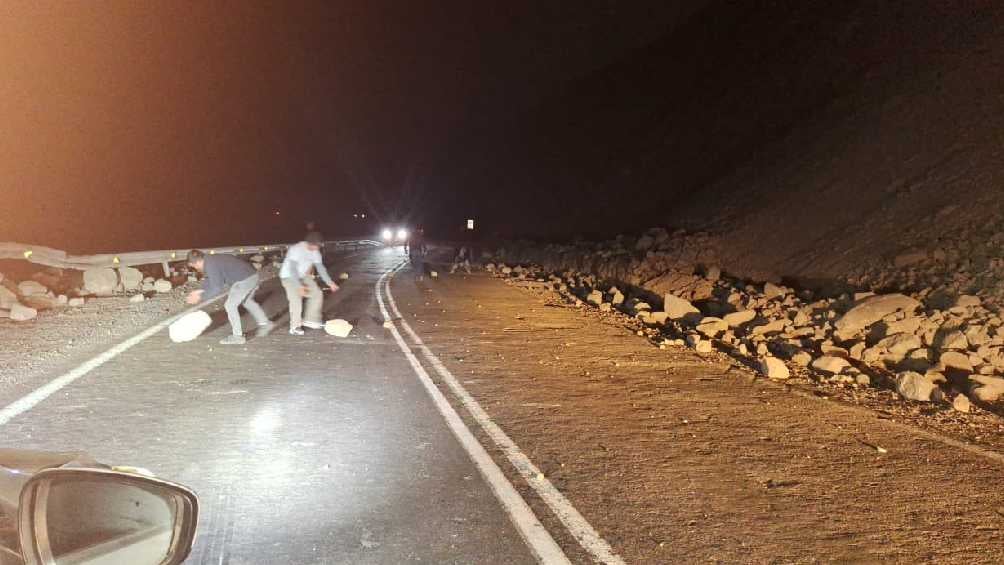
[303, 321, 324, 330]
[289, 327, 305, 336]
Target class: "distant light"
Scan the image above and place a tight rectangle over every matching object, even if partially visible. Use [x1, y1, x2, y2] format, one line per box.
[171, 252, 177, 259]
[239, 248, 245, 253]
[23, 250, 32, 259]
[381, 228, 393, 241]
[113, 256, 120, 264]
[396, 229, 408, 241]
[353, 214, 359, 218]
[361, 213, 366, 219]
[274, 210, 281, 216]
[467, 219, 475, 230]
[209, 250, 215, 255]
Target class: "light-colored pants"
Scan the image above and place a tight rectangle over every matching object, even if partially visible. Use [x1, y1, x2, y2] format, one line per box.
[225, 274, 269, 336]
[282, 277, 323, 329]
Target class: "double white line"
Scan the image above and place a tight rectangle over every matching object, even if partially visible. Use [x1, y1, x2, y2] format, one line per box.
[375, 261, 625, 565]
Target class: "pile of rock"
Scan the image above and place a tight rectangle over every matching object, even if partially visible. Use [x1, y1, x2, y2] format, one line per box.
[490, 252, 1004, 413]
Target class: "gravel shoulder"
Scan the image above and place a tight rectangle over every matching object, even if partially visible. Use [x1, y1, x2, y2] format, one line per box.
[391, 269, 1004, 563]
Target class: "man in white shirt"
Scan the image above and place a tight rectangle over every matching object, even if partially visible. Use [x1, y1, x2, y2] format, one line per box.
[280, 231, 339, 335]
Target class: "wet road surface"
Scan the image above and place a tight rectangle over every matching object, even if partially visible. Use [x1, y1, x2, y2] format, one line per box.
[2, 248, 537, 564]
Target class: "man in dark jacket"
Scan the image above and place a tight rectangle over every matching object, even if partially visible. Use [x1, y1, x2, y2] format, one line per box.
[185, 250, 272, 344]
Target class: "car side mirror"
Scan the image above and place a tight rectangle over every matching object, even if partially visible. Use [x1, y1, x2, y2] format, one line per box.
[17, 468, 198, 565]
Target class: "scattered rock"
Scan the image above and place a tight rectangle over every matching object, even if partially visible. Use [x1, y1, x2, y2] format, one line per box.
[763, 282, 787, 299]
[117, 267, 144, 291]
[969, 375, 1004, 403]
[811, 355, 851, 375]
[895, 371, 941, 402]
[939, 351, 974, 374]
[9, 303, 37, 322]
[696, 317, 728, 338]
[722, 310, 756, 327]
[587, 290, 604, 306]
[154, 279, 173, 293]
[68, 297, 85, 307]
[834, 294, 921, 337]
[324, 318, 353, 337]
[83, 268, 119, 296]
[939, 330, 969, 351]
[952, 394, 972, 413]
[168, 311, 212, 343]
[758, 356, 790, 379]
[663, 293, 700, 320]
[129, 294, 146, 303]
[17, 280, 49, 297]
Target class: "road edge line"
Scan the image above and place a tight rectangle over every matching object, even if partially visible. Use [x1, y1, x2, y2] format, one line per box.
[382, 263, 626, 565]
[375, 263, 572, 565]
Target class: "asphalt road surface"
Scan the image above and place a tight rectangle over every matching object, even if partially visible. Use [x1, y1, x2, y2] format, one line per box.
[1, 248, 547, 564]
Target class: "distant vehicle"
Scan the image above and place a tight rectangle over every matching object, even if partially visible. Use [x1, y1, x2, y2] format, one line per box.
[380, 226, 410, 247]
[0, 449, 198, 565]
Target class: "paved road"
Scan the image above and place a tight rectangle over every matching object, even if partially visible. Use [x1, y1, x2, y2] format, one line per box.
[2, 248, 538, 564]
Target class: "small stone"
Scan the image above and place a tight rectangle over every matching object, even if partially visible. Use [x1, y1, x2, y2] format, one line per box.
[154, 279, 173, 293]
[129, 294, 146, 303]
[763, 282, 787, 299]
[791, 351, 813, 367]
[587, 290, 603, 306]
[939, 330, 968, 351]
[339, 272, 350, 281]
[969, 375, 1004, 403]
[68, 297, 85, 307]
[696, 317, 728, 338]
[939, 351, 974, 374]
[758, 357, 790, 380]
[599, 303, 612, 312]
[855, 374, 871, 386]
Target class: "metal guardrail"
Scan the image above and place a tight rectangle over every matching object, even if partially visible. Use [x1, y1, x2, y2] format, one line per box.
[0, 240, 382, 275]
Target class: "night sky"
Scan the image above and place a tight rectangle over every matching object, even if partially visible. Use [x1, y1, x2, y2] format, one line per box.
[1, 1, 699, 252]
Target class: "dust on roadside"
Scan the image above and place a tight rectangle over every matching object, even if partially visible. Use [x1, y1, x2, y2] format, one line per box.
[391, 270, 1004, 564]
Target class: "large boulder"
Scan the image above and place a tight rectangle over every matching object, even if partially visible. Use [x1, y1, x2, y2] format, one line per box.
[83, 268, 119, 295]
[17, 280, 49, 297]
[117, 267, 144, 291]
[324, 319, 353, 338]
[663, 293, 700, 320]
[834, 294, 921, 338]
[168, 311, 212, 343]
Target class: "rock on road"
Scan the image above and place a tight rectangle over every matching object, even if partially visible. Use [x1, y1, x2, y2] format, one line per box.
[0, 248, 538, 564]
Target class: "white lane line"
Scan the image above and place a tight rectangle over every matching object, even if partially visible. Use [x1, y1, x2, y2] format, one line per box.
[0, 296, 227, 427]
[374, 264, 572, 565]
[382, 263, 626, 565]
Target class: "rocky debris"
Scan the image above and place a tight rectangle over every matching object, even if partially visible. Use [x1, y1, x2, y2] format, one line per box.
[759, 356, 790, 379]
[83, 268, 120, 295]
[118, 267, 143, 291]
[9, 303, 37, 322]
[895, 371, 943, 402]
[489, 227, 1004, 413]
[17, 280, 49, 297]
[168, 310, 211, 343]
[664, 294, 700, 320]
[153, 279, 173, 293]
[324, 319, 353, 338]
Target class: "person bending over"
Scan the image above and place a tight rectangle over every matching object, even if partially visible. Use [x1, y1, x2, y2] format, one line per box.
[281, 231, 339, 335]
[186, 250, 272, 345]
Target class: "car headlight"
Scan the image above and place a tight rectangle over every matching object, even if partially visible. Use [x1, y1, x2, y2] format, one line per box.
[396, 229, 409, 241]
[381, 229, 393, 241]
